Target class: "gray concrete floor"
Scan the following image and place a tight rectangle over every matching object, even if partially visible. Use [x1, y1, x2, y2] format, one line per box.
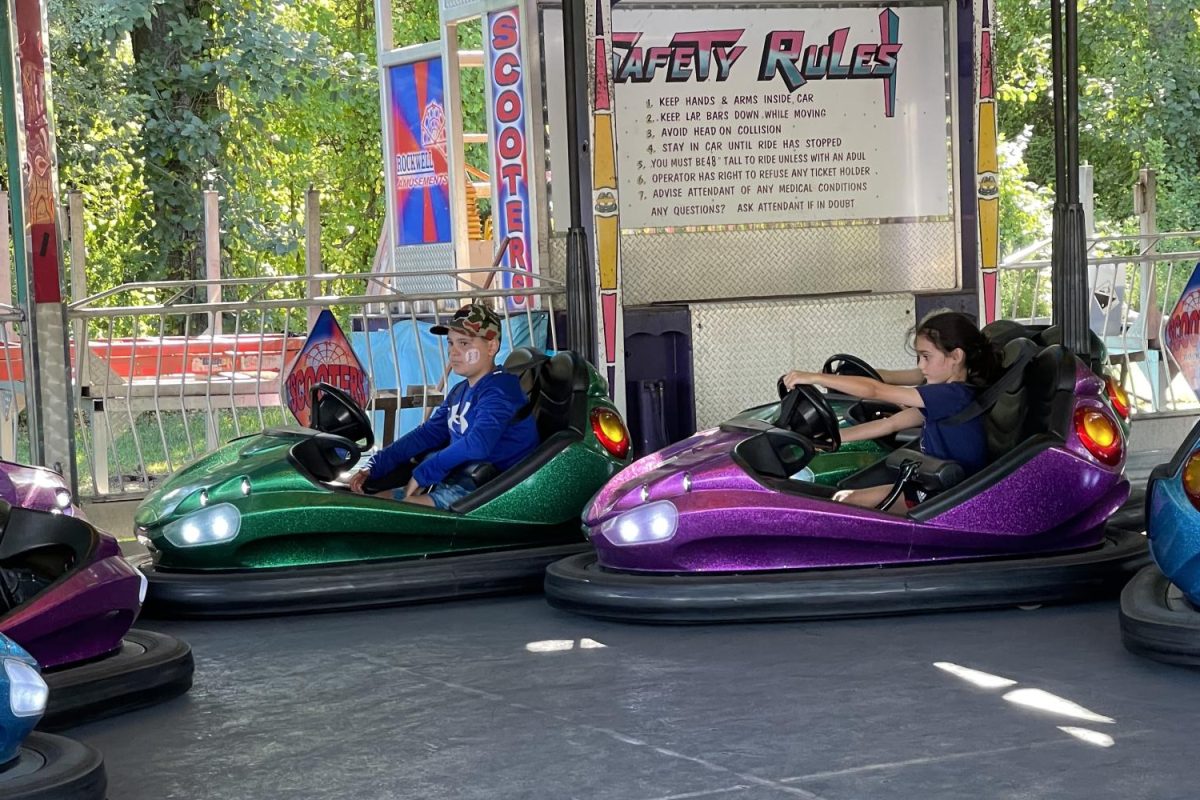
[72, 594, 1196, 800]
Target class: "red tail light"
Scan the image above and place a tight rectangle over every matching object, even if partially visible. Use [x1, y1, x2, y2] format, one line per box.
[591, 407, 630, 459]
[1183, 452, 1200, 512]
[1073, 407, 1122, 466]
[1105, 375, 1130, 419]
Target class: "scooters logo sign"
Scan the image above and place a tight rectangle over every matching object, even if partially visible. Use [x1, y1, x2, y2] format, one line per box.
[487, 8, 535, 305]
[1165, 262, 1200, 397]
[283, 310, 370, 428]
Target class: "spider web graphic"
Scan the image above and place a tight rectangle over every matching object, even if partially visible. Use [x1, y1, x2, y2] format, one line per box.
[421, 101, 448, 164]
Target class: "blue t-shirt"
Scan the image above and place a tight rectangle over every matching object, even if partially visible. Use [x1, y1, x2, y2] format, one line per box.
[916, 383, 989, 475]
[367, 369, 540, 487]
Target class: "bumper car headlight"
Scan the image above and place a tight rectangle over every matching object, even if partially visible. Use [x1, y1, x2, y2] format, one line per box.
[4, 659, 48, 718]
[162, 503, 241, 548]
[598, 501, 679, 546]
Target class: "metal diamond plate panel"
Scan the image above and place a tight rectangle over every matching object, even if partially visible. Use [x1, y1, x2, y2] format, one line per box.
[547, 235, 568, 284]
[389, 243, 458, 294]
[691, 294, 918, 429]
[623, 221, 957, 305]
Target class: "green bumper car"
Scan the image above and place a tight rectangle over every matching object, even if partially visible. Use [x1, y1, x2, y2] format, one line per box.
[137, 348, 632, 617]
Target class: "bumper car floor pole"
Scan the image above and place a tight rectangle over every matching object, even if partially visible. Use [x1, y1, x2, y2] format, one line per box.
[562, 0, 598, 365]
[1048, 0, 1090, 358]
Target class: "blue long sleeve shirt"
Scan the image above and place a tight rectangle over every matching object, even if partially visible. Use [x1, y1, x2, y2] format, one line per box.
[366, 369, 540, 486]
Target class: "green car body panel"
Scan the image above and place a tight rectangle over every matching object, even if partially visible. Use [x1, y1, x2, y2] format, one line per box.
[136, 382, 629, 571]
[724, 398, 891, 486]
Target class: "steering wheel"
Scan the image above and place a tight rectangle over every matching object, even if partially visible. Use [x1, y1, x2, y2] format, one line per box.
[292, 432, 364, 483]
[309, 383, 375, 449]
[776, 384, 841, 452]
[821, 353, 883, 382]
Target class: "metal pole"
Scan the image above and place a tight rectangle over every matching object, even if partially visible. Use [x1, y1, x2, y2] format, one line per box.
[0, 0, 39, 465]
[1048, 0, 1089, 357]
[562, 0, 596, 364]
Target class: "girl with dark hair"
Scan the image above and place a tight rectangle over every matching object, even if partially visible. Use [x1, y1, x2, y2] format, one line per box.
[782, 311, 1001, 511]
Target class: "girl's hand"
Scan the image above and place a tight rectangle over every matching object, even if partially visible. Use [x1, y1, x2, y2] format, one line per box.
[782, 370, 821, 391]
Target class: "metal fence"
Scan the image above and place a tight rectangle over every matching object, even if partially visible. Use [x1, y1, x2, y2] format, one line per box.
[0, 302, 27, 463]
[998, 230, 1200, 414]
[67, 268, 563, 500]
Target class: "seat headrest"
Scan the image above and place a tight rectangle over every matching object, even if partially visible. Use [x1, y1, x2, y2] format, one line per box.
[1026, 344, 1077, 394]
[982, 319, 1034, 349]
[1037, 325, 1108, 373]
[1001, 336, 1040, 367]
[503, 346, 549, 374]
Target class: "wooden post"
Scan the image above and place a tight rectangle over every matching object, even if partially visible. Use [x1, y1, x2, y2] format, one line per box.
[1135, 168, 1164, 409]
[67, 191, 104, 488]
[204, 188, 222, 335]
[203, 189, 222, 450]
[305, 186, 321, 331]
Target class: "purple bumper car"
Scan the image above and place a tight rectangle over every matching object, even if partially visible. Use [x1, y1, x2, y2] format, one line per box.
[546, 342, 1148, 623]
[0, 461, 193, 728]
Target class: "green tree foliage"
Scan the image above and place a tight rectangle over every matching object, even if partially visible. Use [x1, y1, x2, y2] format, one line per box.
[994, 0, 1200, 246]
[17, 0, 1200, 306]
[41, 0, 406, 300]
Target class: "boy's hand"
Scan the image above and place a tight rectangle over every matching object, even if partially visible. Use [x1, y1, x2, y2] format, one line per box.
[348, 469, 369, 494]
[403, 477, 422, 498]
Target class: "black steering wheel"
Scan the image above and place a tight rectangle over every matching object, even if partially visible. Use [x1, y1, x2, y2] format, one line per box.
[776, 383, 841, 452]
[309, 382, 375, 449]
[291, 432, 364, 483]
[822, 353, 883, 382]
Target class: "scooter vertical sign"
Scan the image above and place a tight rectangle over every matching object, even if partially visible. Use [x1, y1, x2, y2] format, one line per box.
[486, 8, 538, 307]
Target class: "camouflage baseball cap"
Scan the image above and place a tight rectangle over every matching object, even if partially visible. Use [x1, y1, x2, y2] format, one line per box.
[430, 303, 503, 341]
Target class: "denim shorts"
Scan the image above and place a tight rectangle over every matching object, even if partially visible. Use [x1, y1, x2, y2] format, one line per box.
[394, 479, 473, 509]
[427, 479, 473, 510]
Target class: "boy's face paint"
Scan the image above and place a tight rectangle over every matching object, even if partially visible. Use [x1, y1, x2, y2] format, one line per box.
[448, 331, 494, 380]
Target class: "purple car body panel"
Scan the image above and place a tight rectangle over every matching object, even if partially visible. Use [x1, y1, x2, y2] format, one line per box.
[0, 461, 142, 669]
[0, 461, 84, 517]
[585, 360, 1129, 574]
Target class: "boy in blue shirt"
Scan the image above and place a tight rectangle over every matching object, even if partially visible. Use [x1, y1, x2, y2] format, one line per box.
[348, 303, 540, 508]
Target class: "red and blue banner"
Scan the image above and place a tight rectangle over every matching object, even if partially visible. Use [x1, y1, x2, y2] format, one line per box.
[486, 8, 536, 306]
[284, 310, 370, 428]
[1165, 263, 1200, 397]
[389, 58, 451, 246]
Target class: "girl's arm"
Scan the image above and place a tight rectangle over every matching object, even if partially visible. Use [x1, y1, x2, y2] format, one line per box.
[878, 367, 924, 386]
[840, 406, 924, 443]
[782, 370, 925, 408]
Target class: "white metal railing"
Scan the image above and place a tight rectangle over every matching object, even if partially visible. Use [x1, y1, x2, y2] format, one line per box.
[0, 302, 27, 462]
[66, 267, 563, 500]
[998, 230, 1200, 414]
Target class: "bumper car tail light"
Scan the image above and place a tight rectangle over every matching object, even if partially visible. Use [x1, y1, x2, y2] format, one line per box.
[591, 407, 630, 459]
[1105, 375, 1130, 419]
[598, 501, 678, 546]
[5, 658, 48, 718]
[1182, 451, 1200, 512]
[1074, 407, 1122, 466]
